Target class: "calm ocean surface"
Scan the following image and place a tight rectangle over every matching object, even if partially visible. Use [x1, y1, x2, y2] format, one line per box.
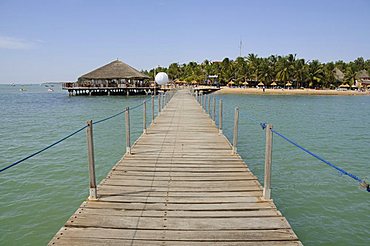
[0, 84, 369, 245]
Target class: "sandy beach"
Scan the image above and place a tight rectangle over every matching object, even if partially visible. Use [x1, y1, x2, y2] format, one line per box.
[215, 87, 370, 96]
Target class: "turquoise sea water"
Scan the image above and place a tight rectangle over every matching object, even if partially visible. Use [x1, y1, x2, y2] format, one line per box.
[0, 84, 369, 245]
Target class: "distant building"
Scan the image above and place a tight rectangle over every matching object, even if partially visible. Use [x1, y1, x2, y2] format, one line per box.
[76, 59, 150, 87]
[356, 70, 370, 90]
[63, 60, 153, 96]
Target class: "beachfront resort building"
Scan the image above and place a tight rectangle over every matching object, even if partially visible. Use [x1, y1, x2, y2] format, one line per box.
[356, 70, 370, 91]
[63, 59, 152, 96]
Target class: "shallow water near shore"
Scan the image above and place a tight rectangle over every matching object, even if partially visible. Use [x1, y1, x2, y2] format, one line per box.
[0, 84, 369, 245]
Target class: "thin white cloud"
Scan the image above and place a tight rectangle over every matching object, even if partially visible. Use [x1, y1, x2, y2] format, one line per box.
[0, 36, 37, 50]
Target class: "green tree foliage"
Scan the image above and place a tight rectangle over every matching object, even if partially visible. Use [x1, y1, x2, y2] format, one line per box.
[148, 55, 370, 88]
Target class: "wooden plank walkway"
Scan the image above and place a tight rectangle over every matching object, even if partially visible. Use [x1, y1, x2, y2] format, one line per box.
[49, 90, 301, 245]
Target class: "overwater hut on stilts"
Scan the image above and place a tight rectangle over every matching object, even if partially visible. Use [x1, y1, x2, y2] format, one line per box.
[63, 59, 154, 96]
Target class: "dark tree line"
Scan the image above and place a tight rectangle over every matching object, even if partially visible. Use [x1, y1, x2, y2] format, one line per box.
[143, 54, 370, 88]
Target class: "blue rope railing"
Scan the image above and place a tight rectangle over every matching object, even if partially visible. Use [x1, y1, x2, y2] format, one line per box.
[271, 129, 369, 192]
[0, 126, 87, 173]
[259, 120, 368, 192]
[0, 96, 154, 174]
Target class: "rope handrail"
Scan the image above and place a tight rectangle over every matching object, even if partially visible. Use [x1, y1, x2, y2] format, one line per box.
[0, 96, 155, 174]
[270, 129, 369, 192]
[253, 117, 368, 192]
[0, 126, 87, 173]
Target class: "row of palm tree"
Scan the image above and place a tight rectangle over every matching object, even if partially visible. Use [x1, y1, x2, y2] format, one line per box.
[143, 55, 370, 89]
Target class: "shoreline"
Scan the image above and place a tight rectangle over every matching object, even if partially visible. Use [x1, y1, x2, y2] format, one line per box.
[214, 87, 370, 96]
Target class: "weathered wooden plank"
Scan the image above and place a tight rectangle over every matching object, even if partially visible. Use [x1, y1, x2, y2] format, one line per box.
[50, 238, 302, 246]
[97, 189, 263, 198]
[101, 179, 261, 188]
[64, 215, 292, 230]
[107, 171, 253, 177]
[98, 185, 262, 193]
[74, 207, 280, 218]
[97, 195, 262, 204]
[81, 200, 277, 211]
[55, 227, 298, 241]
[112, 166, 250, 172]
[106, 174, 257, 181]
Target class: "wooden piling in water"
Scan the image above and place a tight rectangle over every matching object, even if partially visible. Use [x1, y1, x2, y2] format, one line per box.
[151, 96, 155, 123]
[219, 99, 223, 134]
[263, 124, 273, 200]
[143, 101, 147, 134]
[232, 107, 239, 154]
[86, 120, 97, 200]
[125, 107, 131, 154]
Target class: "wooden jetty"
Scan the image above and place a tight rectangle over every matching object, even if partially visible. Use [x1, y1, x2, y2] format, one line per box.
[49, 90, 301, 245]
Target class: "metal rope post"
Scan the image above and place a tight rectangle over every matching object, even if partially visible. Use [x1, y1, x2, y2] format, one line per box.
[86, 120, 97, 200]
[205, 94, 208, 112]
[263, 124, 273, 200]
[208, 94, 211, 116]
[219, 99, 223, 134]
[162, 93, 165, 110]
[158, 94, 161, 114]
[143, 100, 147, 134]
[125, 107, 131, 154]
[213, 97, 216, 122]
[232, 107, 239, 154]
[151, 95, 155, 123]
[164, 92, 167, 107]
[203, 94, 206, 111]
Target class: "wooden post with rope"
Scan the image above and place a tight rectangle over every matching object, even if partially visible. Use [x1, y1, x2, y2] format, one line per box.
[86, 120, 97, 200]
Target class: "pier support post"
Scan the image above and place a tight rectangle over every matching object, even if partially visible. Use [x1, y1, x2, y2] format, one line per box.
[143, 100, 147, 134]
[213, 97, 216, 122]
[162, 94, 165, 110]
[125, 107, 131, 154]
[219, 99, 223, 134]
[203, 94, 208, 113]
[151, 96, 155, 123]
[263, 124, 273, 200]
[232, 107, 239, 154]
[208, 95, 211, 115]
[86, 120, 97, 200]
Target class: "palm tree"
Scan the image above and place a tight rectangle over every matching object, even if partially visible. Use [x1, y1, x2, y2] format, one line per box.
[292, 59, 307, 88]
[257, 59, 273, 84]
[276, 55, 293, 85]
[322, 62, 335, 88]
[168, 63, 180, 80]
[234, 57, 247, 82]
[221, 58, 234, 83]
[246, 53, 259, 82]
[344, 66, 357, 87]
[307, 60, 324, 88]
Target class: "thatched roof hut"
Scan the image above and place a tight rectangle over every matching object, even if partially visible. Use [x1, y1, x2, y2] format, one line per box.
[79, 60, 149, 81]
[333, 67, 344, 82]
[356, 70, 370, 89]
[356, 69, 369, 79]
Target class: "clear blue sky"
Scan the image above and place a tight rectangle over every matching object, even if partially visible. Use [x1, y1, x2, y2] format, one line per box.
[0, 0, 369, 84]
